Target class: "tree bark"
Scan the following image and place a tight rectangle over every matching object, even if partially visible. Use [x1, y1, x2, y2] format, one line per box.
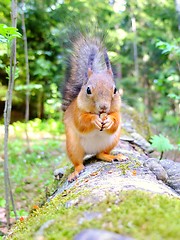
[3, 0, 18, 228]
[21, 0, 31, 152]
[131, 15, 139, 82]
[175, 0, 180, 31]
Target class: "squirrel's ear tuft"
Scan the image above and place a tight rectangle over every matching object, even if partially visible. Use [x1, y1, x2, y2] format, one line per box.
[104, 50, 113, 76]
[88, 68, 93, 78]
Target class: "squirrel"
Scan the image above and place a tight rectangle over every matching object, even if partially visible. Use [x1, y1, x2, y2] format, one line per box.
[61, 34, 126, 182]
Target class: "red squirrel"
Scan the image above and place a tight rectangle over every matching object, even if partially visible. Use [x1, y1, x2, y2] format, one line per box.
[61, 35, 126, 182]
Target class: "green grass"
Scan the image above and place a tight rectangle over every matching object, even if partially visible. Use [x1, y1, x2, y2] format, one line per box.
[0, 119, 68, 215]
[0, 138, 67, 211]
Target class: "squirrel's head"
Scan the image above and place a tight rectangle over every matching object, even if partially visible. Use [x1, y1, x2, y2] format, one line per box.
[77, 69, 122, 114]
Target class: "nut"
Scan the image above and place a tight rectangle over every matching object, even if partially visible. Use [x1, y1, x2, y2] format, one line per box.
[99, 113, 107, 121]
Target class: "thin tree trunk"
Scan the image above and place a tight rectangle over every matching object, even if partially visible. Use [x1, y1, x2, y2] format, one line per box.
[3, 0, 18, 228]
[143, 76, 152, 116]
[175, 0, 180, 31]
[131, 15, 139, 82]
[21, 0, 31, 152]
[37, 91, 44, 119]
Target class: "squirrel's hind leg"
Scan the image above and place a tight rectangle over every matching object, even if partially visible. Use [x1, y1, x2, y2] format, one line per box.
[67, 152, 85, 182]
[96, 152, 128, 162]
[68, 164, 85, 182]
[66, 133, 85, 182]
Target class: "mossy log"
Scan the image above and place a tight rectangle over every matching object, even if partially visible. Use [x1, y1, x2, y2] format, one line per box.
[7, 105, 180, 240]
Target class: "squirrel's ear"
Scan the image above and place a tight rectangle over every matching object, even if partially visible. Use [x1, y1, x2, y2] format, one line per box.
[88, 68, 93, 78]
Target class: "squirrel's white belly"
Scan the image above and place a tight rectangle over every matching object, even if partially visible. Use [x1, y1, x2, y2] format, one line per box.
[80, 130, 117, 154]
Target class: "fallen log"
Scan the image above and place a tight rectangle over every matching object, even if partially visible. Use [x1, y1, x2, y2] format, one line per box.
[7, 105, 180, 240]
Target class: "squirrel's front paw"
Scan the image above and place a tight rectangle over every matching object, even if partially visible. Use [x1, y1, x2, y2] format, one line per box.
[92, 116, 103, 130]
[102, 116, 114, 130]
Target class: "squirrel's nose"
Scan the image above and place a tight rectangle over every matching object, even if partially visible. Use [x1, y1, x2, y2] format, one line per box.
[99, 104, 108, 113]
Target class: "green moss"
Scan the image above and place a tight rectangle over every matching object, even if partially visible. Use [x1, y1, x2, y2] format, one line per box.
[97, 192, 180, 240]
[116, 162, 131, 175]
[7, 190, 180, 240]
[121, 105, 151, 140]
[116, 158, 141, 175]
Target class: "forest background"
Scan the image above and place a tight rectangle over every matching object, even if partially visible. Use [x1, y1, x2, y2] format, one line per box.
[0, 0, 179, 138]
[0, 0, 180, 233]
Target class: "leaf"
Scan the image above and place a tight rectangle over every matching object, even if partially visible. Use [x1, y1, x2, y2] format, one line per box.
[0, 35, 7, 43]
[0, 24, 21, 41]
[5, 66, 19, 80]
[15, 84, 43, 91]
[155, 39, 180, 56]
[150, 134, 174, 153]
[168, 93, 180, 101]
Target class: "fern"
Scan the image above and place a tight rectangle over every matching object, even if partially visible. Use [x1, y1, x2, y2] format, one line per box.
[150, 134, 174, 160]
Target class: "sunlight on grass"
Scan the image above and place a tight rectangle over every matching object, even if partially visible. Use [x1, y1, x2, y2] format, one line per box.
[0, 119, 67, 214]
[0, 118, 65, 139]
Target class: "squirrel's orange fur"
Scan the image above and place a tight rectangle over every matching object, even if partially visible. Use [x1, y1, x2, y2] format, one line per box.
[62, 35, 126, 182]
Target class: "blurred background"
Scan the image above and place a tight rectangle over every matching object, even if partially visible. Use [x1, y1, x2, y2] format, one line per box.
[0, 0, 179, 138]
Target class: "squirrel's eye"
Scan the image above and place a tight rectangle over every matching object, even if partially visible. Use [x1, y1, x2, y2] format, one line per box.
[86, 87, 92, 94]
[114, 87, 117, 94]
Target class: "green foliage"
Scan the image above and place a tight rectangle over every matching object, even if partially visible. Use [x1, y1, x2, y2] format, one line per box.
[0, 24, 21, 43]
[151, 38, 179, 139]
[0, 22, 22, 111]
[150, 134, 175, 159]
[10, 209, 28, 218]
[12, 118, 64, 137]
[0, 23, 21, 58]
[5, 66, 20, 80]
[44, 83, 61, 118]
[168, 93, 180, 101]
[155, 39, 180, 55]
[0, 197, 5, 207]
[15, 84, 42, 91]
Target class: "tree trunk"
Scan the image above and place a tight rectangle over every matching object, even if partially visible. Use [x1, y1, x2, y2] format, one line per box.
[3, 0, 18, 228]
[131, 15, 139, 82]
[21, 0, 31, 152]
[175, 0, 180, 31]
[37, 91, 44, 119]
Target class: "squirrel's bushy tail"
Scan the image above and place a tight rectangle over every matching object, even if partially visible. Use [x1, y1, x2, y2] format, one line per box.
[61, 33, 109, 112]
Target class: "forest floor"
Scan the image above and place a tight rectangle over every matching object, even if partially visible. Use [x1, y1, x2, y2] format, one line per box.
[0, 120, 69, 236]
